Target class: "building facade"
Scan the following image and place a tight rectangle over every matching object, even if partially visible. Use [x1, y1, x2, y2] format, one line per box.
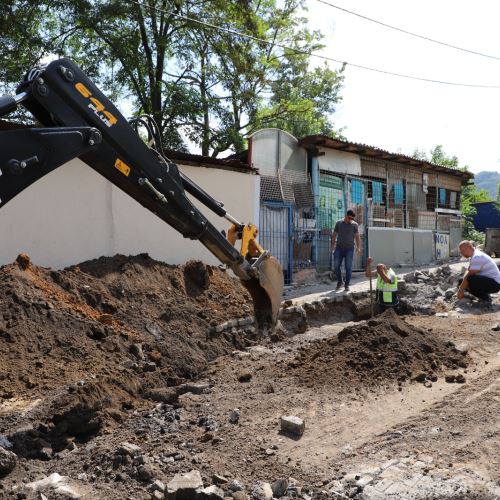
[249, 129, 472, 283]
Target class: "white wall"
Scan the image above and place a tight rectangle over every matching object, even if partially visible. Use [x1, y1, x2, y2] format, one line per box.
[0, 159, 259, 269]
[318, 148, 361, 176]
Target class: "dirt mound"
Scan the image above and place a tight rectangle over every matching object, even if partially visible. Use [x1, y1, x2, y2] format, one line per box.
[0, 253, 253, 445]
[290, 309, 468, 391]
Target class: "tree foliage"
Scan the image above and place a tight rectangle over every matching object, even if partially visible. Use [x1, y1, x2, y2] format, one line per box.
[411, 145, 490, 243]
[0, 0, 344, 155]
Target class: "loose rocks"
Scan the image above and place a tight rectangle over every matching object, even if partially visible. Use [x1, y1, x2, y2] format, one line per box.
[0, 446, 16, 476]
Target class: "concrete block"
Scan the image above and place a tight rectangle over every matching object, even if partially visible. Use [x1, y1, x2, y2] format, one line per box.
[280, 416, 305, 437]
[166, 470, 204, 499]
[251, 481, 273, 500]
[200, 485, 225, 499]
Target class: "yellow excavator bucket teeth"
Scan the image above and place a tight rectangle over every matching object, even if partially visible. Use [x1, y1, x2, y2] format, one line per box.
[242, 254, 284, 331]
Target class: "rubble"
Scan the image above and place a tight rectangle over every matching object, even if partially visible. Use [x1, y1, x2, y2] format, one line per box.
[401, 264, 464, 314]
[0, 254, 498, 499]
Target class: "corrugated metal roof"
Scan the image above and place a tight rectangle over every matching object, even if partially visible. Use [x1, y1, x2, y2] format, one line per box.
[299, 135, 474, 181]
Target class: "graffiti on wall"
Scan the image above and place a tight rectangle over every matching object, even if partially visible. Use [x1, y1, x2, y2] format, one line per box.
[319, 175, 344, 229]
[435, 232, 450, 260]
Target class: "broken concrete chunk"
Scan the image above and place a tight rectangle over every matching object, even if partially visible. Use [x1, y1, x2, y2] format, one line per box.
[166, 469, 204, 499]
[229, 409, 240, 424]
[280, 416, 305, 437]
[0, 446, 16, 476]
[117, 442, 142, 457]
[177, 382, 210, 395]
[271, 478, 289, 498]
[200, 485, 225, 499]
[25, 473, 81, 498]
[251, 481, 273, 500]
[228, 479, 245, 492]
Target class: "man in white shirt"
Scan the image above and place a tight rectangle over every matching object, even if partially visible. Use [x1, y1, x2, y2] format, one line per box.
[457, 240, 500, 303]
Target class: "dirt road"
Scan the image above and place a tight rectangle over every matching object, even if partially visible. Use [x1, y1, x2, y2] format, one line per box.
[0, 255, 499, 499]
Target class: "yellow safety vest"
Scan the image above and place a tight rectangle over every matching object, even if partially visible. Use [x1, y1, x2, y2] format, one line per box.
[376, 270, 398, 305]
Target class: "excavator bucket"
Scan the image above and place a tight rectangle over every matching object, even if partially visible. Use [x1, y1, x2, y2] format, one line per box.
[242, 253, 284, 331]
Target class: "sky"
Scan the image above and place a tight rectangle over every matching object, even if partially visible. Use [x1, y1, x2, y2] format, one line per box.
[305, 0, 500, 173]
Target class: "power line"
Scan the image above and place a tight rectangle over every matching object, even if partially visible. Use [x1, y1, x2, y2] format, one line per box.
[315, 0, 500, 61]
[127, 0, 500, 88]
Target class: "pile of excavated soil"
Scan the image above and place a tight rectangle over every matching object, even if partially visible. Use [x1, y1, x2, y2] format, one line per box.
[0, 253, 252, 453]
[290, 309, 468, 392]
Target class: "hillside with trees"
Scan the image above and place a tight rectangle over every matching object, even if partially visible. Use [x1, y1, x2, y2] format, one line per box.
[473, 171, 500, 200]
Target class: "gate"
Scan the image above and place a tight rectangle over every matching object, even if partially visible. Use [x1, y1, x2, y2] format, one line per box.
[259, 202, 293, 284]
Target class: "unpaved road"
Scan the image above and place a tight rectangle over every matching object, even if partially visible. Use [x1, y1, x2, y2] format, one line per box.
[0, 255, 499, 499]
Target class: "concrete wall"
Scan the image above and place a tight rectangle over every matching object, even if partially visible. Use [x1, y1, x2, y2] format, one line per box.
[0, 158, 259, 269]
[318, 148, 361, 176]
[412, 230, 435, 264]
[368, 227, 434, 268]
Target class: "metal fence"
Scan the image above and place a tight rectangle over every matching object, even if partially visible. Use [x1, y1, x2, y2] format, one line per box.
[259, 163, 463, 284]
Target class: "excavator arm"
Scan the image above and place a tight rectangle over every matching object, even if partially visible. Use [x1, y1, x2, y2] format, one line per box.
[0, 58, 283, 330]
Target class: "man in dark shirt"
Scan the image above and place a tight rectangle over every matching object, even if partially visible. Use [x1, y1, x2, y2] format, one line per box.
[332, 209, 361, 291]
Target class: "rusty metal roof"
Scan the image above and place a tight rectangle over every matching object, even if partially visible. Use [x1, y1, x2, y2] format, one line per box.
[299, 135, 474, 181]
[164, 149, 254, 173]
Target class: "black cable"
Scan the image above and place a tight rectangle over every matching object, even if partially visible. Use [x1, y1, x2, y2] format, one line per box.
[315, 0, 500, 62]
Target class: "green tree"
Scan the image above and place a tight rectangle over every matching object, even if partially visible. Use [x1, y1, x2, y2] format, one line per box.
[411, 145, 489, 243]
[460, 182, 490, 243]
[412, 145, 460, 169]
[0, 0, 343, 155]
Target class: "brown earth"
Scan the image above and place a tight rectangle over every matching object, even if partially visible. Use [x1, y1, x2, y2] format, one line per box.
[0, 253, 255, 461]
[0, 254, 498, 499]
[289, 309, 469, 392]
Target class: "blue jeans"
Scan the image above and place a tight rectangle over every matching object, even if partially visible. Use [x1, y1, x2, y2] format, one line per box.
[333, 247, 354, 286]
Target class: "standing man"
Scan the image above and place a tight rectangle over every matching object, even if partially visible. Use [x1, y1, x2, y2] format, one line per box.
[365, 257, 399, 313]
[457, 240, 500, 303]
[332, 209, 361, 291]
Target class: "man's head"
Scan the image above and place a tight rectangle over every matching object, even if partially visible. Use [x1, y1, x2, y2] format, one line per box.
[377, 263, 389, 273]
[458, 240, 475, 258]
[344, 209, 356, 222]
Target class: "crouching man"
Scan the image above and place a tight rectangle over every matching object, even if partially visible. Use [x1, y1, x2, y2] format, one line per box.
[457, 240, 500, 304]
[365, 257, 399, 313]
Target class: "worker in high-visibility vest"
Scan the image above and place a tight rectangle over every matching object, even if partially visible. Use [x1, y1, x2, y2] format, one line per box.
[365, 257, 399, 313]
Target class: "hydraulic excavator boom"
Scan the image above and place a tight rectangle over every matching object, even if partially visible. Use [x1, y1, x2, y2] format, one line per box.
[0, 58, 283, 330]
